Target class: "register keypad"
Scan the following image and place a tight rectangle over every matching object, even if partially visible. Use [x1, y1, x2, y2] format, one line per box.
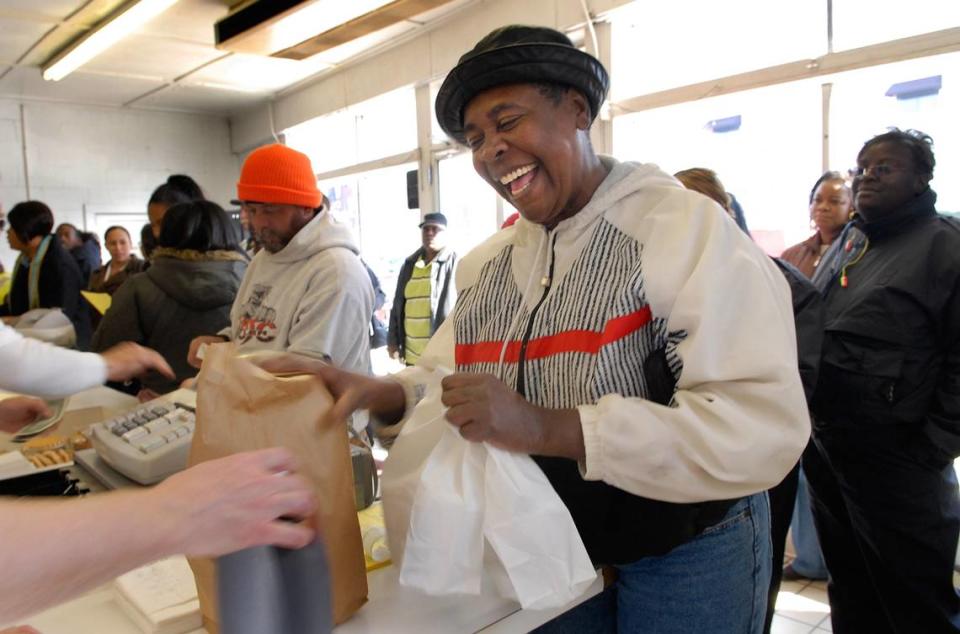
[105, 404, 195, 454]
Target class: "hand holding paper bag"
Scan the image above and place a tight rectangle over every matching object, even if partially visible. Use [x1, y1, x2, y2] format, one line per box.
[381, 369, 597, 610]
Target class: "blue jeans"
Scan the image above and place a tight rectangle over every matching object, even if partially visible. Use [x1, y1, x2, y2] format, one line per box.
[535, 493, 772, 633]
[789, 467, 827, 579]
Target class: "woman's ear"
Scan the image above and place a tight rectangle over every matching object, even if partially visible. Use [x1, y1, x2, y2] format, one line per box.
[564, 89, 592, 130]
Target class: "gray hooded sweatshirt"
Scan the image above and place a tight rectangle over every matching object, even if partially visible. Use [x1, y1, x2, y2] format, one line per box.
[225, 209, 374, 374]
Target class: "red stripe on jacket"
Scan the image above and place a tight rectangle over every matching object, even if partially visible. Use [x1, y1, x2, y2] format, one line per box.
[455, 305, 652, 366]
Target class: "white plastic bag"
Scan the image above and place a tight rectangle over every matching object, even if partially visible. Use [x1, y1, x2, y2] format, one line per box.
[15, 308, 75, 348]
[380, 369, 597, 609]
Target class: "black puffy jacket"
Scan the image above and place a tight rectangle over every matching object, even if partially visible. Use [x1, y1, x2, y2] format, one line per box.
[810, 189, 960, 466]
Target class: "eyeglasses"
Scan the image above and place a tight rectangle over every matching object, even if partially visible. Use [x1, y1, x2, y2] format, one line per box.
[850, 164, 905, 179]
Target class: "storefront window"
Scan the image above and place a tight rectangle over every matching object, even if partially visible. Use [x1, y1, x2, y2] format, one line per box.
[609, 0, 825, 99]
[319, 162, 420, 308]
[831, 0, 960, 52]
[613, 80, 822, 254]
[828, 52, 960, 212]
[285, 86, 417, 174]
[438, 152, 501, 255]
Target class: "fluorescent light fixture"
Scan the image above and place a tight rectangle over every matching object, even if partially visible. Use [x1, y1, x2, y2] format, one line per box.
[42, 0, 180, 82]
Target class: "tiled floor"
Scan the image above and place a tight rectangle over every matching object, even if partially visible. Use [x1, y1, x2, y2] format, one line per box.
[772, 567, 960, 633]
[771, 577, 832, 633]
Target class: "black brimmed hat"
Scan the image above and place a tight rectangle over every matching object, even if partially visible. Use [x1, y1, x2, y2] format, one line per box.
[435, 25, 610, 143]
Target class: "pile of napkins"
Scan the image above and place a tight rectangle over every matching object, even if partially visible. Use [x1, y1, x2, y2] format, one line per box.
[114, 556, 201, 634]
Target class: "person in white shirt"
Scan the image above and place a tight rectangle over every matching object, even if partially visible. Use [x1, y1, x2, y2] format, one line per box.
[0, 326, 316, 626]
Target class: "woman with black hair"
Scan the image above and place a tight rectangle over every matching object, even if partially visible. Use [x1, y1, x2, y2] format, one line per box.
[92, 200, 246, 395]
[147, 174, 204, 242]
[0, 201, 90, 349]
[781, 171, 854, 278]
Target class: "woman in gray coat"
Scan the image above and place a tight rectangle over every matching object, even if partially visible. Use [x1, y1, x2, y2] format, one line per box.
[92, 200, 247, 396]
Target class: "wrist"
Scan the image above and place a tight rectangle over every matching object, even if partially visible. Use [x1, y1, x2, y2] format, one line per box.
[535, 406, 585, 461]
[368, 377, 406, 425]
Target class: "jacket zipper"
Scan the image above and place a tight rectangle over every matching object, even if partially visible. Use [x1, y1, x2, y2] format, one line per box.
[516, 232, 558, 398]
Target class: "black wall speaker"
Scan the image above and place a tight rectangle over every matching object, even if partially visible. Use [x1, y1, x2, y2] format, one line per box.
[406, 169, 419, 209]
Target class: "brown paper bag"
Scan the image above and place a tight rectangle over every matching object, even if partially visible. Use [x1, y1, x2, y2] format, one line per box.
[187, 343, 367, 632]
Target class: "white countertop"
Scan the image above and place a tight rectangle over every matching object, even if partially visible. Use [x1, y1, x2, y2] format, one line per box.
[10, 386, 602, 633]
[18, 563, 601, 634]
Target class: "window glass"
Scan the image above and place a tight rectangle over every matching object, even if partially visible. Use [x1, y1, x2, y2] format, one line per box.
[438, 152, 502, 256]
[832, 0, 960, 52]
[430, 78, 448, 145]
[613, 80, 822, 255]
[285, 87, 416, 175]
[353, 88, 417, 164]
[319, 162, 420, 310]
[609, 0, 825, 99]
[828, 51, 960, 214]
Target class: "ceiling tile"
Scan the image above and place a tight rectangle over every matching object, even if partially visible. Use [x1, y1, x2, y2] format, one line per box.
[187, 53, 335, 93]
[132, 83, 268, 114]
[84, 34, 227, 82]
[0, 1, 84, 19]
[0, 17, 57, 65]
[0, 66, 165, 107]
[136, 0, 230, 45]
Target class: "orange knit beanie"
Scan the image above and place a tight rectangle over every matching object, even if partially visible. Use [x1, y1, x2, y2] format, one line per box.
[236, 144, 321, 208]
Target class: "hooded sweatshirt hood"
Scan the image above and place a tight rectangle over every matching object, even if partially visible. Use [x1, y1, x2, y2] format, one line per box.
[264, 208, 360, 265]
[147, 250, 246, 310]
[509, 157, 681, 244]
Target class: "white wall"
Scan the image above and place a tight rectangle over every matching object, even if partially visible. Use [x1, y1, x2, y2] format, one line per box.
[229, 0, 632, 152]
[0, 99, 239, 270]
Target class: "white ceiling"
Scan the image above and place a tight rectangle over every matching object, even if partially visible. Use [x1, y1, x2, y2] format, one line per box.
[0, 0, 475, 115]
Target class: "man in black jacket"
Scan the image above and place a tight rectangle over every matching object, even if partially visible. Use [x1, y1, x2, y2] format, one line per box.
[387, 212, 457, 365]
[808, 129, 960, 633]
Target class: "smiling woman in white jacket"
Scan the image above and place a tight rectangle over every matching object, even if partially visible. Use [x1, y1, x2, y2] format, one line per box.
[289, 25, 809, 634]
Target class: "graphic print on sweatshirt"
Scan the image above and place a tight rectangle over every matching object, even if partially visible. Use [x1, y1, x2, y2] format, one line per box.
[454, 218, 684, 409]
[237, 284, 278, 343]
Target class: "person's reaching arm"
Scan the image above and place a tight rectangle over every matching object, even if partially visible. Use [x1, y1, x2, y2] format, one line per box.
[0, 323, 172, 398]
[0, 448, 315, 623]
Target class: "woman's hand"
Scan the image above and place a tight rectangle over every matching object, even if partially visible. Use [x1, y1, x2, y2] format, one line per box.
[0, 397, 52, 434]
[253, 354, 406, 425]
[441, 373, 585, 459]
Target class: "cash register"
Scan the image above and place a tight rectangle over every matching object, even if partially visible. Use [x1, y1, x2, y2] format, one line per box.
[88, 388, 197, 486]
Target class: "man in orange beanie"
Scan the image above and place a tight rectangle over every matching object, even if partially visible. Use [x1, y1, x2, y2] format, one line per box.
[188, 144, 374, 384]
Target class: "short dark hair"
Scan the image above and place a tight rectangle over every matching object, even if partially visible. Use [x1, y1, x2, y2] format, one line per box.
[158, 200, 240, 252]
[148, 174, 204, 208]
[858, 128, 935, 180]
[57, 222, 98, 244]
[808, 170, 848, 205]
[532, 82, 594, 118]
[9, 201, 54, 242]
[140, 223, 157, 259]
[104, 226, 131, 242]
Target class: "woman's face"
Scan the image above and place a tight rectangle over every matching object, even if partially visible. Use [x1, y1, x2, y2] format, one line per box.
[462, 83, 594, 228]
[105, 229, 132, 263]
[148, 202, 168, 239]
[810, 179, 852, 237]
[6, 227, 24, 252]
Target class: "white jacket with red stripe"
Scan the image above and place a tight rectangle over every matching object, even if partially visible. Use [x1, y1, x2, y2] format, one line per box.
[402, 157, 809, 507]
